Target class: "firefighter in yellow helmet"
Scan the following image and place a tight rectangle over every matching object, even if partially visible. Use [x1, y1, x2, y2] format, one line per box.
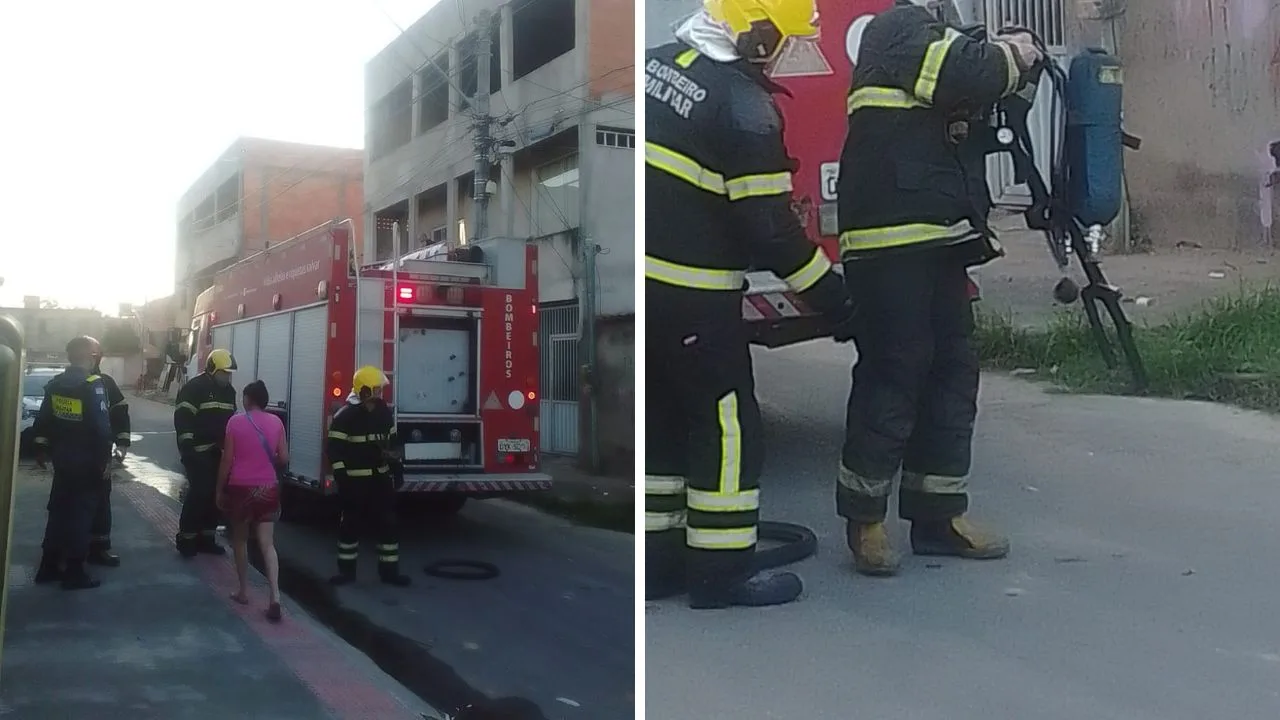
[645, 0, 858, 609]
[833, 0, 1042, 576]
[173, 348, 238, 557]
[325, 365, 410, 587]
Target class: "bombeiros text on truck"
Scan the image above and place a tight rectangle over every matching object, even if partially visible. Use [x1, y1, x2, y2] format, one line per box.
[189, 219, 551, 518]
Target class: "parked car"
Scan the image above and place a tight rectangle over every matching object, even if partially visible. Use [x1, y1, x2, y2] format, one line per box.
[19, 366, 61, 455]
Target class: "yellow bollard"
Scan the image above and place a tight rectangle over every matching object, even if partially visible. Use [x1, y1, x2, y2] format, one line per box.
[0, 314, 25, 678]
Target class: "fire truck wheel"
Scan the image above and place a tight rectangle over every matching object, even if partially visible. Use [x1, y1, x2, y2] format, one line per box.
[423, 559, 500, 581]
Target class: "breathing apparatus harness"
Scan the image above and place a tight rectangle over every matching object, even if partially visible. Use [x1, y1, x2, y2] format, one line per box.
[975, 25, 1148, 391]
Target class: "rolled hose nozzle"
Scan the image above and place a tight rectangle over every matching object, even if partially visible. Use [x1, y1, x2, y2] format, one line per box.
[1053, 276, 1081, 305]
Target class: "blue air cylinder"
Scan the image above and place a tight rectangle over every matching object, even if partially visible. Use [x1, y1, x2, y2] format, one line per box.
[1064, 48, 1125, 226]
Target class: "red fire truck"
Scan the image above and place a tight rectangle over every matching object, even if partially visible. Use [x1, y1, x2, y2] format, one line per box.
[189, 220, 550, 517]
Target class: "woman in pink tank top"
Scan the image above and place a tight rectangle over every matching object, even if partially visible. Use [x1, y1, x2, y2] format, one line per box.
[215, 380, 288, 621]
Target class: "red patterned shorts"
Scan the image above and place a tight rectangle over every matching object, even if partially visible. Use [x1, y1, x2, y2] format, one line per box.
[224, 484, 281, 525]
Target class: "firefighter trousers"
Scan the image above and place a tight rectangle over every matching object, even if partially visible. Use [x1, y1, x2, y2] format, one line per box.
[178, 453, 221, 547]
[334, 474, 402, 577]
[838, 251, 980, 524]
[645, 283, 765, 598]
[90, 470, 113, 552]
[42, 468, 101, 561]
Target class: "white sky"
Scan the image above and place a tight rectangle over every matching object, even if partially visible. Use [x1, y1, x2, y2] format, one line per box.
[0, 0, 441, 314]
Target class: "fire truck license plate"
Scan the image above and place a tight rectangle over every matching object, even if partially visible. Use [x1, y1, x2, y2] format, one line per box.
[498, 438, 530, 453]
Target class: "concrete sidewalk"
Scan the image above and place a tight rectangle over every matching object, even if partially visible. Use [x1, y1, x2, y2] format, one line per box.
[0, 463, 435, 720]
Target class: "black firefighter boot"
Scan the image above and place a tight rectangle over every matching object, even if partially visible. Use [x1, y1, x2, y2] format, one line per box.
[60, 559, 101, 591]
[910, 516, 1011, 560]
[34, 552, 62, 584]
[378, 555, 412, 587]
[175, 532, 199, 559]
[687, 549, 803, 610]
[329, 557, 357, 586]
[644, 530, 686, 601]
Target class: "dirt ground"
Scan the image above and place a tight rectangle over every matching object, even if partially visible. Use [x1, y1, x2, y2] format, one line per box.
[973, 210, 1280, 329]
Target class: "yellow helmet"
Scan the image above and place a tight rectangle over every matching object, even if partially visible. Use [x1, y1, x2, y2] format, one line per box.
[353, 365, 388, 397]
[206, 348, 237, 374]
[703, 0, 819, 48]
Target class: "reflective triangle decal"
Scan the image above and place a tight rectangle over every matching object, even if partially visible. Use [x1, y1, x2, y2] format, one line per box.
[766, 37, 834, 79]
[482, 391, 502, 410]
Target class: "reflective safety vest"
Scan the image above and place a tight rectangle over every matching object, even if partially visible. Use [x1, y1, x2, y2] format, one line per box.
[836, 5, 1025, 263]
[645, 42, 846, 312]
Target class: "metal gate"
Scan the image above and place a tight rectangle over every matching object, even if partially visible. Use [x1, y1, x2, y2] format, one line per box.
[539, 302, 580, 455]
[983, 0, 1067, 206]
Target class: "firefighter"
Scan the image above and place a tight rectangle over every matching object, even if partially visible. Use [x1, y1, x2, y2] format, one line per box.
[645, 0, 859, 609]
[31, 336, 115, 590]
[85, 350, 131, 567]
[325, 366, 411, 587]
[173, 348, 238, 557]
[834, 0, 1042, 576]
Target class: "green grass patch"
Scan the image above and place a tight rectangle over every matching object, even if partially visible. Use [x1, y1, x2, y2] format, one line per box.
[974, 285, 1280, 412]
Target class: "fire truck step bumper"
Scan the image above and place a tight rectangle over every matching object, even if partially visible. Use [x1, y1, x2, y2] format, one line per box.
[399, 473, 553, 494]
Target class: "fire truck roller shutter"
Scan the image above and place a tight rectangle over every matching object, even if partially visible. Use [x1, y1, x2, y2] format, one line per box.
[288, 306, 329, 483]
[211, 325, 232, 360]
[230, 321, 258, 381]
[256, 314, 293, 410]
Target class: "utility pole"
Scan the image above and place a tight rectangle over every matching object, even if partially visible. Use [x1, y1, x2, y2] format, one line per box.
[471, 9, 493, 245]
[579, 232, 600, 472]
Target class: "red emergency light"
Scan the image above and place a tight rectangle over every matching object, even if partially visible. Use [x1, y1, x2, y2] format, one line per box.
[396, 284, 415, 302]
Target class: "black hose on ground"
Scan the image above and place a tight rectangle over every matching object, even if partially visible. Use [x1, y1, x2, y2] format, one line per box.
[646, 520, 819, 602]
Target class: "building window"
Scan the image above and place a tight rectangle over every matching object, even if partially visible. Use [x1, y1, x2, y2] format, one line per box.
[595, 127, 634, 149]
[534, 153, 580, 235]
[511, 0, 575, 80]
[429, 225, 447, 245]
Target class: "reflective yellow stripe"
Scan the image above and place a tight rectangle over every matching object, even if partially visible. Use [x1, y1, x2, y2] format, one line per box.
[724, 172, 793, 201]
[85, 374, 100, 383]
[674, 48, 699, 67]
[377, 544, 398, 552]
[347, 468, 373, 477]
[645, 255, 745, 291]
[178, 432, 194, 442]
[687, 488, 760, 512]
[996, 41, 1020, 96]
[914, 28, 963, 104]
[331, 461, 346, 470]
[348, 435, 370, 443]
[717, 392, 742, 495]
[328, 431, 349, 440]
[646, 510, 686, 532]
[847, 86, 929, 114]
[379, 555, 400, 563]
[198, 401, 235, 411]
[337, 552, 359, 560]
[839, 221, 975, 252]
[177, 402, 197, 414]
[115, 433, 130, 441]
[337, 542, 359, 551]
[377, 465, 390, 473]
[782, 248, 832, 293]
[33, 437, 48, 446]
[193, 443, 216, 452]
[687, 526, 757, 550]
[902, 471, 969, 494]
[645, 142, 727, 195]
[645, 475, 685, 495]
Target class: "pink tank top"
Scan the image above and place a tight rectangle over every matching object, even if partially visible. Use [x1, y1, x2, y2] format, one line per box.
[225, 410, 285, 487]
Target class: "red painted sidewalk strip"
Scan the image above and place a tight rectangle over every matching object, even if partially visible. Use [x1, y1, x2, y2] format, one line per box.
[121, 483, 423, 720]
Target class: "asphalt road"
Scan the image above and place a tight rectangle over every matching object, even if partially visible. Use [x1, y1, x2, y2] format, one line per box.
[122, 397, 635, 720]
[647, 340, 1280, 720]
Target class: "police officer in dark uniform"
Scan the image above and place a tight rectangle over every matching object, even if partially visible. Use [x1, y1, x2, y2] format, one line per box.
[173, 348, 237, 557]
[325, 366, 411, 587]
[31, 336, 115, 590]
[85, 350, 131, 567]
[645, 0, 858, 609]
[834, 0, 1043, 576]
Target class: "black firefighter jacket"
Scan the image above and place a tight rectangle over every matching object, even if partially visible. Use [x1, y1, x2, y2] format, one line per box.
[645, 42, 849, 319]
[836, 4, 1031, 266]
[174, 372, 236, 463]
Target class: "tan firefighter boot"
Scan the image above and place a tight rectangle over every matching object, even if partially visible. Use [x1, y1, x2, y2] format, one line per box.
[910, 516, 1010, 560]
[846, 521, 900, 577]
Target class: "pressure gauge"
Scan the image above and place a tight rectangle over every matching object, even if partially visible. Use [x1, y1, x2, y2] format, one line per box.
[997, 127, 1015, 145]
